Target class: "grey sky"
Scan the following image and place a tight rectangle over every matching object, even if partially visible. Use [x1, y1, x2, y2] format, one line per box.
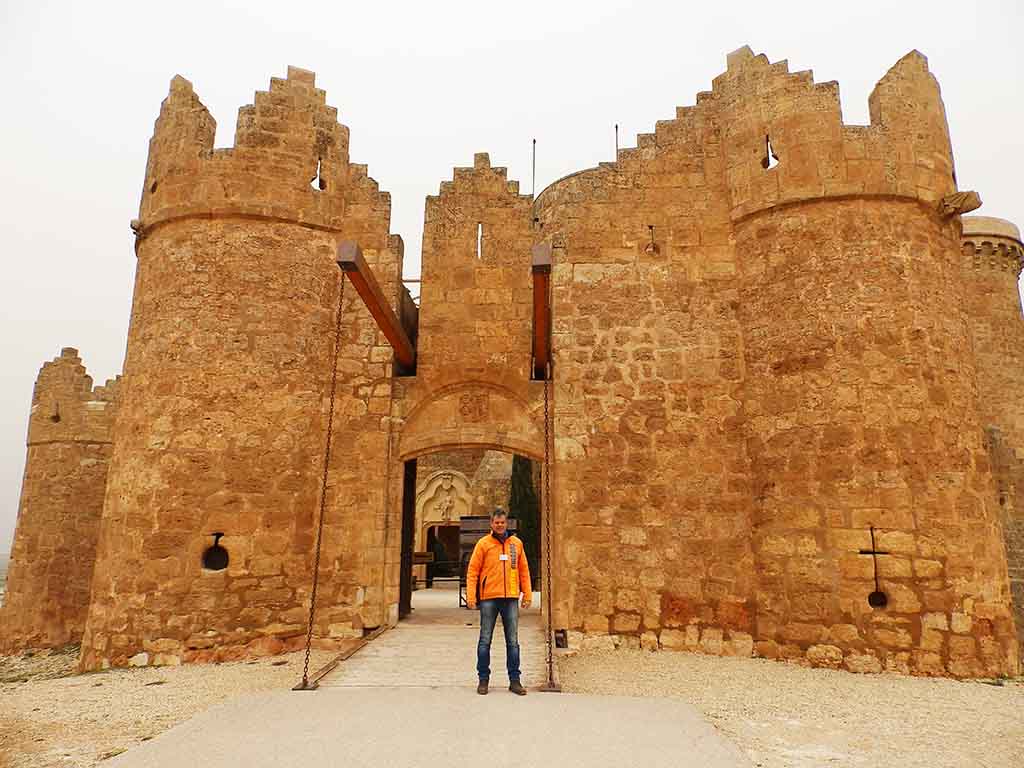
[1, 0, 1022, 555]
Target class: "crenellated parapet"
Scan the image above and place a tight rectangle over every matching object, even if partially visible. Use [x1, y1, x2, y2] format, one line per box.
[539, 46, 957, 227]
[961, 216, 1024, 278]
[1, 348, 120, 653]
[424, 152, 532, 244]
[27, 347, 120, 446]
[415, 151, 538, 390]
[717, 47, 955, 219]
[135, 66, 389, 239]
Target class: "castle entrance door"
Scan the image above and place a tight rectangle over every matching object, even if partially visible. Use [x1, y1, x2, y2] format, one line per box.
[320, 446, 548, 688]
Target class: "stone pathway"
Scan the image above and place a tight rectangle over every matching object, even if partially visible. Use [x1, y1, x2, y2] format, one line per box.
[320, 583, 549, 688]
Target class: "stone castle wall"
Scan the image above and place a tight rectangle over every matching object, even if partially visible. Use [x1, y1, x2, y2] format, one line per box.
[0, 349, 118, 652]
[961, 216, 1024, 661]
[78, 68, 400, 670]
[5, 49, 1021, 679]
[535, 48, 1018, 675]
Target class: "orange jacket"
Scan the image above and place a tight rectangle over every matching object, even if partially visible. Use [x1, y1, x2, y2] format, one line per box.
[466, 533, 532, 603]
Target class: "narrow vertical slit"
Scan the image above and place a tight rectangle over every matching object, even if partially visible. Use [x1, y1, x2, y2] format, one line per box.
[477, 222, 483, 260]
[762, 136, 779, 170]
[311, 158, 325, 190]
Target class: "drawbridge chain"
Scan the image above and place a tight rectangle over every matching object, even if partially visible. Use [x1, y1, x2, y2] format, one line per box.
[539, 258, 561, 693]
[294, 276, 346, 691]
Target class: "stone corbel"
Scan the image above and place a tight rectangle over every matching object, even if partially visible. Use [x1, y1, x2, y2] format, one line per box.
[938, 191, 982, 217]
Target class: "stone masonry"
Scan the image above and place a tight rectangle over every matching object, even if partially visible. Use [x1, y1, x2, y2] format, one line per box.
[0, 349, 119, 652]
[2, 49, 1021, 678]
[961, 216, 1024, 662]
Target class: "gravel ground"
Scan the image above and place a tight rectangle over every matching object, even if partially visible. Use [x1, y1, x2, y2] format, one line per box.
[0, 646, 343, 768]
[4, 642, 1021, 767]
[558, 649, 1024, 768]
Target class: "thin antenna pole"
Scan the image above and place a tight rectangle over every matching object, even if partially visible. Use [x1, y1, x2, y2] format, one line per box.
[532, 138, 537, 198]
[615, 123, 619, 155]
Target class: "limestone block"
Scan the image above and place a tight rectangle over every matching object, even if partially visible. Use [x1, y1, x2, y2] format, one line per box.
[951, 613, 972, 634]
[659, 629, 687, 650]
[699, 628, 723, 655]
[921, 613, 949, 631]
[806, 644, 843, 668]
[844, 653, 883, 674]
[725, 632, 754, 657]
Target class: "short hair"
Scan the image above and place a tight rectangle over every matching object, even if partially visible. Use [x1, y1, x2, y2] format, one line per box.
[490, 508, 507, 520]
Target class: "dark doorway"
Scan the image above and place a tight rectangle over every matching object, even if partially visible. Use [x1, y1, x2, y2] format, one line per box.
[399, 458, 417, 619]
[397, 448, 543, 624]
[426, 524, 460, 586]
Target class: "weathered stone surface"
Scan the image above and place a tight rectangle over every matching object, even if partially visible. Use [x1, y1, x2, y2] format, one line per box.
[806, 644, 844, 669]
[0, 349, 119, 652]
[962, 216, 1024, 666]
[3, 50, 1021, 680]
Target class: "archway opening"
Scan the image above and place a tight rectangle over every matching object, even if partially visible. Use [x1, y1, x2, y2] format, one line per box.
[398, 447, 543, 626]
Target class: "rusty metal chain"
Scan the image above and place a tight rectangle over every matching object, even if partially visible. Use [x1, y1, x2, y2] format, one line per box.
[296, 276, 346, 691]
[543, 360, 555, 688]
[541, 255, 558, 690]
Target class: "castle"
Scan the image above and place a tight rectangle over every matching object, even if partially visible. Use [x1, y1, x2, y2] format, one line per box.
[2, 47, 1022, 678]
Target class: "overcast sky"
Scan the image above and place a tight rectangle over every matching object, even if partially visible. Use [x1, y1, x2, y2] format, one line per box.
[1, 0, 1022, 556]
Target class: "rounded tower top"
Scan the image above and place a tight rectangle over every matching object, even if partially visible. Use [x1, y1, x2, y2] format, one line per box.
[962, 215, 1022, 243]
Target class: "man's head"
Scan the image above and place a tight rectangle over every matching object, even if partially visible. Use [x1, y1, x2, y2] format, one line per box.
[490, 508, 508, 536]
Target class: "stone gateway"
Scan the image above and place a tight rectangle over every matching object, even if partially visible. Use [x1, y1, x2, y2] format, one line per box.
[1, 47, 1022, 679]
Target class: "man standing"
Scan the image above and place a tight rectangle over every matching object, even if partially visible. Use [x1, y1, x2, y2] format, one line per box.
[466, 508, 532, 695]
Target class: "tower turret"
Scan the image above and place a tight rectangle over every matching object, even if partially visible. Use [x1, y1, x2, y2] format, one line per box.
[79, 68, 402, 670]
[960, 215, 1024, 662]
[0, 349, 119, 652]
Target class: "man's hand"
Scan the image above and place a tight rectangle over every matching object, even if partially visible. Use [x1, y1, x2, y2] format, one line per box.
[521, 596, 531, 609]
[467, 600, 477, 610]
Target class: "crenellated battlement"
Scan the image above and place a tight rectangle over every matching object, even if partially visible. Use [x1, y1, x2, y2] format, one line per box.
[962, 216, 1024, 277]
[28, 348, 120, 446]
[136, 66, 389, 238]
[429, 152, 530, 203]
[538, 46, 957, 223]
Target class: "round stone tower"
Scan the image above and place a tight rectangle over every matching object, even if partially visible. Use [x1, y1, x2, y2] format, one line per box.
[0, 349, 118, 652]
[960, 216, 1024, 448]
[721, 48, 1018, 676]
[960, 215, 1024, 661]
[531, 47, 1019, 676]
[79, 68, 401, 670]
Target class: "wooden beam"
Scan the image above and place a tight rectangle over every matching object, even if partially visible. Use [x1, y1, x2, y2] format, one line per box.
[531, 243, 553, 380]
[337, 241, 416, 370]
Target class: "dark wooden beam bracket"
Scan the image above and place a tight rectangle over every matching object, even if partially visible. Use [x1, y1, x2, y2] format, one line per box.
[531, 242, 553, 380]
[336, 241, 416, 370]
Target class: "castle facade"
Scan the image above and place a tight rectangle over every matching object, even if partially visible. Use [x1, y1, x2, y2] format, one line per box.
[2, 47, 1022, 678]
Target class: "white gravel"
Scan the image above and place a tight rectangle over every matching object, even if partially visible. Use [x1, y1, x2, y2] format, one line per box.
[557, 648, 1024, 768]
[0, 646, 340, 768]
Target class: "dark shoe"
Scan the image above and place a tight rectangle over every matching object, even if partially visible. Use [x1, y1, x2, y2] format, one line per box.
[477, 679, 488, 695]
[509, 680, 527, 696]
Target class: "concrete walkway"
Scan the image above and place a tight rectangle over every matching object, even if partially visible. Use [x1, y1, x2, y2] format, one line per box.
[107, 584, 752, 767]
[108, 687, 752, 767]
[320, 582, 548, 688]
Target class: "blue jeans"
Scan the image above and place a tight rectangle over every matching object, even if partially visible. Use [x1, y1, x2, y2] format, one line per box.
[477, 598, 520, 682]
